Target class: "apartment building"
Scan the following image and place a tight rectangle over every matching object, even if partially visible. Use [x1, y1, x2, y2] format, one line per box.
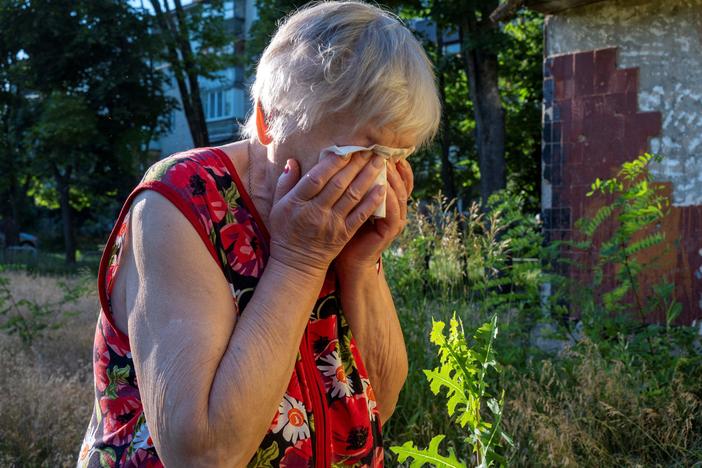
[150, 0, 258, 157]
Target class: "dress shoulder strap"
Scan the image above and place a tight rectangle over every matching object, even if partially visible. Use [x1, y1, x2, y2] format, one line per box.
[135, 148, 231, 265]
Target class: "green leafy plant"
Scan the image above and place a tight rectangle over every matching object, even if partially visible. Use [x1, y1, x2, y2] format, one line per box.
[549, 154, 696, 366]
[580, 153, 671, 319]
[391, 315, 511, 467]
[0, 267, 91, 346]
[382, 154, 701, 465]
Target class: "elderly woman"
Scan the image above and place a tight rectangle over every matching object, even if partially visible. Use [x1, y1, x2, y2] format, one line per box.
[78, 1, 440, 466]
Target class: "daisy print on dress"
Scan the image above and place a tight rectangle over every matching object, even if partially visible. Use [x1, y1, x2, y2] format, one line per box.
[361, 378, 378, 422]
[272, 394, 311, 444]
[318, 350, 354, 399]
[77, 420, 98, 467]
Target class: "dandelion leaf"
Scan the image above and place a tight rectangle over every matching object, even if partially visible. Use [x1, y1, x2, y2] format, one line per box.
[390, 435, 466, 468]
[424, 365, 466, 417]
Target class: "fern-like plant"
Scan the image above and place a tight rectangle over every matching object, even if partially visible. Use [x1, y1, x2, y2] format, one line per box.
[390, 315, 511, 467]
[543, 153, 699, 386]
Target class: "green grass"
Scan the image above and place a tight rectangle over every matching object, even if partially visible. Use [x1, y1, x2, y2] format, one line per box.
[0, 249, 101, 277]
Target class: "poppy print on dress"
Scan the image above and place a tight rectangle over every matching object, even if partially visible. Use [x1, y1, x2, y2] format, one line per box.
[77, 147, 383, 467]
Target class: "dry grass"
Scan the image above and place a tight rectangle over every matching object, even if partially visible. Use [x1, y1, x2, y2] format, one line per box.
[0, 270, 96, 467]
[2, 255, 701, 466]
[503, 341, 702, 466]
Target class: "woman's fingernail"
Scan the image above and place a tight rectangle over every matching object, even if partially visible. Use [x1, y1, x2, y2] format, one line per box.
[372, 155, 384, 168]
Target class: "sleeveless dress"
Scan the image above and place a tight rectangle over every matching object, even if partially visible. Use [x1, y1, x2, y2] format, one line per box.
[77, 147, 384, 467]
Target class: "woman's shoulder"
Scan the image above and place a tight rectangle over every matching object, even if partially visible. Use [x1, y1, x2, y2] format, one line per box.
[140, 147, 229, 185]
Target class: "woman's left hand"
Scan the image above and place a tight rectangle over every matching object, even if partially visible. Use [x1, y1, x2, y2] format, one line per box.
[335, 158, 414, 272]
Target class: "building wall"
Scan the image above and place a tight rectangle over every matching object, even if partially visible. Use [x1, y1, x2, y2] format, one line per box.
[154, 70, 195, 157]
[542, 0, 702, 324]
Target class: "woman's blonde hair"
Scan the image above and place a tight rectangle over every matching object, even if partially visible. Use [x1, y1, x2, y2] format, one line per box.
[241, 0, 441, 148]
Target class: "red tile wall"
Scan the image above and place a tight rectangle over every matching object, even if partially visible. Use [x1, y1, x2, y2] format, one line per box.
[544, 47, 702, 324]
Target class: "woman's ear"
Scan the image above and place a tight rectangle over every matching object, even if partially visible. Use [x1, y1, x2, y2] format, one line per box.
[256, 99, 273, 145]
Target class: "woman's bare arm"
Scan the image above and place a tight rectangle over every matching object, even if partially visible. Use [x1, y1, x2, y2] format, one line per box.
[121, 152, 385, 466]
[123, 190, 324, 466]
[336, 262, 408, 425]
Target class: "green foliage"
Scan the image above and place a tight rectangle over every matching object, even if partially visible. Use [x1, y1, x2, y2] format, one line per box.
[392, 435, 465, 468]
[384, 190, 545, 367]
[159, 0, 239, 78]
[549, 153, 692, 374]
[383, 154, 701, 466]
[0, 266, 91, 346]
[499, 11, 544, 211]
[391, 315, 510, 467]
[0, 249, 101, 276]
[0, 0, 175, 262]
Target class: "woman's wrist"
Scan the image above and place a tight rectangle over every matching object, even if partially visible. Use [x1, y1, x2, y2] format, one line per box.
[265, 256, 329, 284]
[335, 255, 380, 276]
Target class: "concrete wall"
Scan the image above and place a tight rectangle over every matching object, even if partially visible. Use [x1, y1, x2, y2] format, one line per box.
[542, 0, 702, 324]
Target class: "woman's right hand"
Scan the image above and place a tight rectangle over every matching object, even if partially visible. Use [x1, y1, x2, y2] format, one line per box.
[268, 151, 386, 276]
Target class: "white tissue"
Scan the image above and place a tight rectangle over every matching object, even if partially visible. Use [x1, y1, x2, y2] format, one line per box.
[318, 144, 413, 218]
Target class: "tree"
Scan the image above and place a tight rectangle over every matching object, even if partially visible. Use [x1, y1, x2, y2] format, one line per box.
[414, 0, 510, 207]
[460, 0, 507, 207]
[499, 10, 544, 212]
[0, 65, 34, 245]
[148, 0, 239, 147]
[396, 1, 542, 208]
[25, 93, 99, 263]
[0, 0, 174, 263]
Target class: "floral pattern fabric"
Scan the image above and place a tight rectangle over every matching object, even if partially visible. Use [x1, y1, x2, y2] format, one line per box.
[77, 147, 383, 467]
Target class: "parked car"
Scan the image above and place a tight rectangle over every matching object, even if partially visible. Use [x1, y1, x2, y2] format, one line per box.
[18, 232, 39, 249]
[0, 231, 39, 250]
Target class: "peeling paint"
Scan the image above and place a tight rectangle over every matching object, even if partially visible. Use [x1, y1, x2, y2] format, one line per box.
[546, 0, 702, 206]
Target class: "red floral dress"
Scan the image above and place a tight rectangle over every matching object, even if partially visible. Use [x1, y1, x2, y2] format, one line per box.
[77, 147, 384, 467]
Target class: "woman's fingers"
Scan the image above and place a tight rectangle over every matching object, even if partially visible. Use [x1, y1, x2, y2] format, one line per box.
[272, 159, 300, 206]
[396, 159, 414, 196]
[291, 152, 352, 201]
[331, 154, 385, 217]
[317, 150, 373, 205]
[387, 162, 408, 221]
[345, 185, 385, 234]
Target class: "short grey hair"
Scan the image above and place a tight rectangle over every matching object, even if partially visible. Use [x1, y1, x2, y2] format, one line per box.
[241, 0, 441, 148]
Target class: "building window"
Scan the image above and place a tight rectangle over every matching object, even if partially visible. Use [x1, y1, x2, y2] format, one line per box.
[443, 42, 461, 56]
[202, 88, 234, 121]
[224, 1, 234, 19]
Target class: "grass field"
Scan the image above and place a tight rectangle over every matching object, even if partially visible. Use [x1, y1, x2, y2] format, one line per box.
[0, 270, 96, 467]
[1, 240, 701, 467]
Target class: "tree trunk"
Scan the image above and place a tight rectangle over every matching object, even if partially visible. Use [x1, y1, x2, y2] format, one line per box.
[436, 25, 457, 203]
[460, 3, 506, 207]
[172, 0, 209, 146]
[149, 0, 209, 148]
[54, 166, 76, 264]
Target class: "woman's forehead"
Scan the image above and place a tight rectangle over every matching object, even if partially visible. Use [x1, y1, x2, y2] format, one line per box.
[368, 124, 415, 147]
[320, 112, 418, 148]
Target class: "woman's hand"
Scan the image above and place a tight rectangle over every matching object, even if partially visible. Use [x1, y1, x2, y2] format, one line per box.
[268, 151, 387, 277]
[335, 159, 414, 272]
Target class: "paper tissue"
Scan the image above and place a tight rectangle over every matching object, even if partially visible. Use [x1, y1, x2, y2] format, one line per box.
[318, 144, 415, 218]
